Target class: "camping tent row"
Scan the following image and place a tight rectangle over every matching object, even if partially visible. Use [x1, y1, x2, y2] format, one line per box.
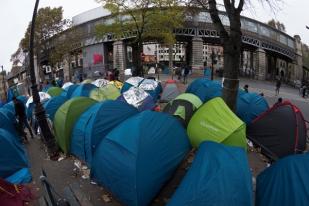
[0, 97, 32, 185]
[186, 78, 269, 125]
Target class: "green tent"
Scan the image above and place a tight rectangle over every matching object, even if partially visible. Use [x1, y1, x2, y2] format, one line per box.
[54, 97, 97, 153]
[90, 84, 121, 101]
[175, 93, 202, 109]
[47, 87, 64, 97]
[163, 93, 203, 127]
[187, 97, 247, 149]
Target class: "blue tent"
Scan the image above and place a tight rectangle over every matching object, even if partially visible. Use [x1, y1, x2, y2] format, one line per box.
[168, 141, 253, 206]
[5, 168, 32, 184]
[0, 129, 29, 179]
[43, 96, 68, 121]
[64, 84, 79, 99]
[17, 96, 28, 105]
[0, 110, 17, 135]
[42, 84, 52, 92]
[0, 108, 15, 124]
[256, 153, 309, 206]
[71, 83, 97, 98]
[236, 92, 269, 124]
[91, 111, 190, 206]
[71, 100, 138, 166]
[203, 67, 212, 79]
[186, 78, 222, 102]
[2, 102, 15, 113]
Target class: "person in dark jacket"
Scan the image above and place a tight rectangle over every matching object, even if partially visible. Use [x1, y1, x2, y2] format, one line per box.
[13, 97, 33, 142]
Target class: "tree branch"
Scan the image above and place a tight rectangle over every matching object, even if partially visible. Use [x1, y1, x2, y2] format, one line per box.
[236, 0, 244, 13]
[208, 0, 229, 39]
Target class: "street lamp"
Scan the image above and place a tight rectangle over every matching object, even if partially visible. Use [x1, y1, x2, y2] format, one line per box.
[29, 0, 58, 159]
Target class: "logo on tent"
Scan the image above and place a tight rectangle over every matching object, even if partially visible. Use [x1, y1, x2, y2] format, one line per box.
[200, 121, 219, 132]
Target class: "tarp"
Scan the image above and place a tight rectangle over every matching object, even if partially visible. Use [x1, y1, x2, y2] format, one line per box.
[71, 83, 97, 98]
[54, 97, 97, 153]
[117, 87, 156, 111]
[138, 79, 162, 102]
[89, 84, 120, 102]
[161, 82, 180, 102]
[64, 84, 79, 99]
[92, 79, 109, 87]
[71, 100, 138, 166]
[247, 101, 307, 160]
[62, 82, 74, 90]
[186, 78, 222, 102]
[43, 96, 68, 121]
[237, 92, 269, 124]
[121, 77, 144, 93]
[0, 129, 28, 179]
[256, 153, 309, 206]
[26, 92, 51, 108]
[5, 168, 32, 184]
[187, 97, 247, 149]
[47, 87, 64, 97]
[91, 111, 190, 206]
[168, 141, 253, 206]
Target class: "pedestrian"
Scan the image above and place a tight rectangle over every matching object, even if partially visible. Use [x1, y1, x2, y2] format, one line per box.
[274, 97, 283, 107]
[302, 85, 307, 98]
[13, 97, 34, 143]
[183, 66, 190, 84]
[114, 68, 120, 81]
[275, 78, 281, 95]
[243, 85, 249, 93]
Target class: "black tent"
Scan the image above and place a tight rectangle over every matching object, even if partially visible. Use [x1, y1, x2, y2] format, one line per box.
[247, 101, 307, 160]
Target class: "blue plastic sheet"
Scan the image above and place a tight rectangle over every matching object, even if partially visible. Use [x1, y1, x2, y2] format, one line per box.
[168, 141, 253, 206]
[91, 111, 190, 206]
[5, 168, 32, 184]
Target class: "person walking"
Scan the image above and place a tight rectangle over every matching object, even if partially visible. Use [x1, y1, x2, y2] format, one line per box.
[275, 78, 282, 95]
[183, 66, 190, 84]
[302, 85, 307, 98]
[243, 85, 249, 93]
[13, 97, 34, 143]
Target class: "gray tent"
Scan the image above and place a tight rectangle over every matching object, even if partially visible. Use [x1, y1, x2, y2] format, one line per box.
[161, 82, 180, 102]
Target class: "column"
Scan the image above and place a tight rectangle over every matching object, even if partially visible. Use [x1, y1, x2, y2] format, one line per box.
[113, 40, 126, 73]
[294, 35, 303, 81]
[255, 48, 267, 80]
[190, 37, 204, 70]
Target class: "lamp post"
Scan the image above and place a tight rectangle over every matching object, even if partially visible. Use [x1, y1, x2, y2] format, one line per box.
[29, 0, 58, 159]
[0, 65, 6, 101]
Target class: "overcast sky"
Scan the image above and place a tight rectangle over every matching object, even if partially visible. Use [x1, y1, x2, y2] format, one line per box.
[1, 0, 308, 72]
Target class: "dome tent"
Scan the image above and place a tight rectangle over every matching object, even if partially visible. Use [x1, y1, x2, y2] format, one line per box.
[121, 76, 144, 93]
[237, 92, 269, 124]
[91, 111, 190, 206]
[187, 97, 247, 149]
[168, 141, 253, 206]
[256, 153, 309, 206]
[117, 87, 156, 111]
[163, 93, 202, 127]
[47, 87, 64, 97]
[0, 129, 29, 179]
[138, 79, 162, 102]
[247, 101, 307, 160]
[186, 78, 222, 102]
[71, 83, 97, 98]
[89, 84, 120, 102]
[43, 96, 68, 121]
[54, 97, 97, 153]
[161, 81, 180, 102]
[82, 79, 92, 84]
[62, 82, 73, 90]
[64, 84, 79, 99]
[71, 100, 138, 166]
[92, 79, 109, 87]
[0, 110, 17, 135]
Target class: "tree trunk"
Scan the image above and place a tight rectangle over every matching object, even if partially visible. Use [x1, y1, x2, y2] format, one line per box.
[222, 19, 242, 112]
[168, 44, 173, 76]
[131, 42, 143, 76]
